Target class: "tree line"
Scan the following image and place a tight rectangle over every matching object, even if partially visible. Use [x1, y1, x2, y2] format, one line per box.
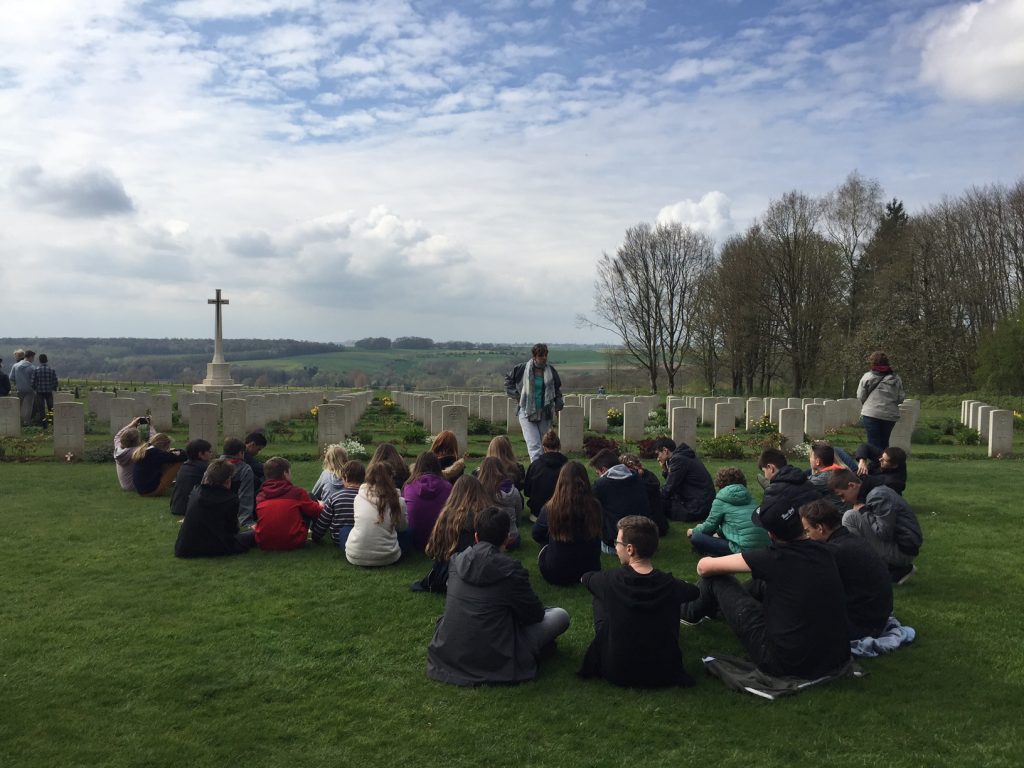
[584, 172, 1024, 396]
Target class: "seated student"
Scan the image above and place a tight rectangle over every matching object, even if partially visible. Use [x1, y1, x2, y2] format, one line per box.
[426, 506, 571, 686]
[370, 442, 410, 489]
[523, 430, 567, 523]
[430, 431, 465, 482]
[619, 453, 669, 536]
[243, 432, 268, 493]
[679, 492, 851, 680]
[254, 457, 323, 551]
[346, 460, 410, 567]
[757, 448, 820, 519]
[169, 439, 213, 519]
[799, 499, 893, 639]
[591, 449, 655, 554]
[113, 417, 145, 491]
[473, 435, 526, 491]
[687, 467, 769, 556]
[531, 461, 602, 586]
[579, 516, 700, 688]
[403, 452, 453, 552]
[854, 444, 907, 495]
[131, 432, 186, 497]
[221, 438, 256, 528]
[413, 475, 492, 593]
[651, 438, 715, 522]
[477, 456, 524, 548]
[312, 460, 364, 550]
[829, 469, 923, 584]
[807, 443, 849, 510]
[175, 459, 255, 558]
[310, 444, 349, 501]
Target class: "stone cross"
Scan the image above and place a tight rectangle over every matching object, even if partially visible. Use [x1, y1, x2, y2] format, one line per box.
[208, 288, 229, 364]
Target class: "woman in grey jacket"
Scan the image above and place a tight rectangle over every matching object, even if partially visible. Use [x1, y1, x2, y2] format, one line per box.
[857, 351, 905, 450]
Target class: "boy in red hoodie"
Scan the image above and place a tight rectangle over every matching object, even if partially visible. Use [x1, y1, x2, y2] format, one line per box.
[254, 457, 323, 551]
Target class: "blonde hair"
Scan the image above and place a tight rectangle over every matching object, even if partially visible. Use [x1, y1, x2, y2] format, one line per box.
[322, 444, 349, 478]
[486, 435, 520, 477]
[131, 433, 171, 463]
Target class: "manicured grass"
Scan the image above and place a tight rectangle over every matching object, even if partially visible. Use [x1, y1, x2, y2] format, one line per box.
[2, 404, 1023, 767]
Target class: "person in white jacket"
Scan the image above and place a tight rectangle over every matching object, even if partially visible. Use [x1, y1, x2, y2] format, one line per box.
[857, 351, 905, 451]
[346, 460, 410, 567]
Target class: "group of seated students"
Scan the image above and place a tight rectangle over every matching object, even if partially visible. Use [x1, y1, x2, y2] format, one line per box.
[126, 417, 921, 690]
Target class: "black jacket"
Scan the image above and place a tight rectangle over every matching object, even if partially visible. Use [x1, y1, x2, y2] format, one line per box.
[175, 485, 248, 558]
[523, 451, 568, 516]
[660, 444, 715, 522]
[854, 443, 907, 495]
[579, 566, 700, 687]
[169, 459, 208, 518]
[761, 465, 820, 522]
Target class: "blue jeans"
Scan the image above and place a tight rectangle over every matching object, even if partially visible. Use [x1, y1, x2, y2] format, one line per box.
[518, 409, 551, 462]
[862, 416, 896, 451]
[690, 531, 734, 557]
[336, 526, 353, 552]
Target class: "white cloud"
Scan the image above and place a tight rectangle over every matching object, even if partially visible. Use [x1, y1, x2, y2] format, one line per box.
[10, 164, 136, 218]
[656, 192, 734, 243]
[919, 0, 1024, 102]
[663, 56, 736, 83]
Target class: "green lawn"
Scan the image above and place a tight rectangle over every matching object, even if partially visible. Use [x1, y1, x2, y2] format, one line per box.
[1, 402, 1023, 767]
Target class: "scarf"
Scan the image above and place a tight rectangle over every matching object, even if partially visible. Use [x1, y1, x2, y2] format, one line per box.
[519, 361, 555, 421]
[871, 365, 893, 374]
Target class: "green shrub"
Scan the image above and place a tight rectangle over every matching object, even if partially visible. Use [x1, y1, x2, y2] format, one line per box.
[699, 434, 745, 459]
[749, 414, 778, 435]
[467, 417, 492, 435]
[955, 427, 981, 446]
[404, 426, 428, 445]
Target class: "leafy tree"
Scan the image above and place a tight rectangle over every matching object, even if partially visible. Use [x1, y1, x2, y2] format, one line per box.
[353, 337, 392, 350]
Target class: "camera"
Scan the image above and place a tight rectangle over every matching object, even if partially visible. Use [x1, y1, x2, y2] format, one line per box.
[138, 416, 150, 425]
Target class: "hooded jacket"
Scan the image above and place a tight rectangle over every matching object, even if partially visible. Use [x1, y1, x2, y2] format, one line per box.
[346, 484, 408, 566]
[860, 485, 923, 556]
[427, 542, 545, 686]
[403, 473, 452, 551]
[254, 479, 322, 551]
[760, 464, 820, 531]
[594, 465, 650, 546]
[660, 444, 715, 522]
[523, 450, 568, 516]
[857, 370, 905, 421]
[693, 483, 770, 553]
[175, 484, 248, 558]
[579, 566, 700, 687]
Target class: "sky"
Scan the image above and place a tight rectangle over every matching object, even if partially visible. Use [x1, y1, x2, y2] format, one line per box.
[2, 0, 1023, 346]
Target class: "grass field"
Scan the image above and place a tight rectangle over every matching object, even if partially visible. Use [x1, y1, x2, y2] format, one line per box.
[2, 400, 1023, 767]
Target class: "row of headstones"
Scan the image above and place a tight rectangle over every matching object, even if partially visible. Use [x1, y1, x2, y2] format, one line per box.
[0, 389, 373, 459]
[961, 400, 1015, 457]
[316, 392, 375, 449]
[391, 392, 474, 454]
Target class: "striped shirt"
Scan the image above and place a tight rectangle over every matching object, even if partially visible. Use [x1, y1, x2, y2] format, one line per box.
[312, 487, 358, 545]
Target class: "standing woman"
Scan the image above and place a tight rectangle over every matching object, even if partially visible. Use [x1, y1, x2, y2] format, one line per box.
[857, 351, 905, 451]
[531, 461, 602, 585]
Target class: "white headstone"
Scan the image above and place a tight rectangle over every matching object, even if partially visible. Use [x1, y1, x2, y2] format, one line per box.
[745, 398, 764, 431]
[189, 402, 220, 447]
[623, 402, 646, 441]
[804, 403, 826, 440]
[442, 405, 469, 454]
[778, 408, 804, 450]
[150, 393, 173, 432]
[88, 390, 114, 423]
[0, 397, 21, 437]
[977, 405, 995, 440]
[558, 406, 585, 452]
[109, 398, 137, 436]
[506, 398, 521, 434]
[245, 395, 266, 432]
[768, 398, 787, 425]
[701, 397, 720, 427]
[318, 403, 346, 449]
[672, 407, 698, 449]
[52, 392, 74, 404]
[713, 402, 736, 437]
[589, 396, 608, 433]
[222, 399, 248, 441]
[53, 402, 86, 459]
[822, 400, 841, 432]
[988, 409, 1014, 457]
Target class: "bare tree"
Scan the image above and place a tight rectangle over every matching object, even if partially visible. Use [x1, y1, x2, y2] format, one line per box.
[758, 191, 844, 395]
[822, 170, 884, 394]
[654, 222, 715, 393]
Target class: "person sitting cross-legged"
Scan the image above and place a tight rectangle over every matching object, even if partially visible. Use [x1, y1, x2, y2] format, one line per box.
[652, 438, 715, 523]
[828, 469, 923, 585]
[590, 448, 656, 555]
[579, 515, 700, 688]
[807, 443, 849, 511]
[531, 461, 602, 586]
[687, 467, 769, 557]
[523, 430, 567, 524]
[679, 491, 851, 680]
[174, 459, 256, 558]
[311, 460, 364, 551]
[426, 506, 570, 686]
[799, 499, 893, 639]
[254, 457, 323, 551]
[169, 439, 213, 519]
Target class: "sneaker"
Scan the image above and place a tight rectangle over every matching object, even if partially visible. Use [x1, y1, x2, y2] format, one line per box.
[528, 514, 538, 523]
[891, 563, 917, 585]
[679, 613, 708, 627]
